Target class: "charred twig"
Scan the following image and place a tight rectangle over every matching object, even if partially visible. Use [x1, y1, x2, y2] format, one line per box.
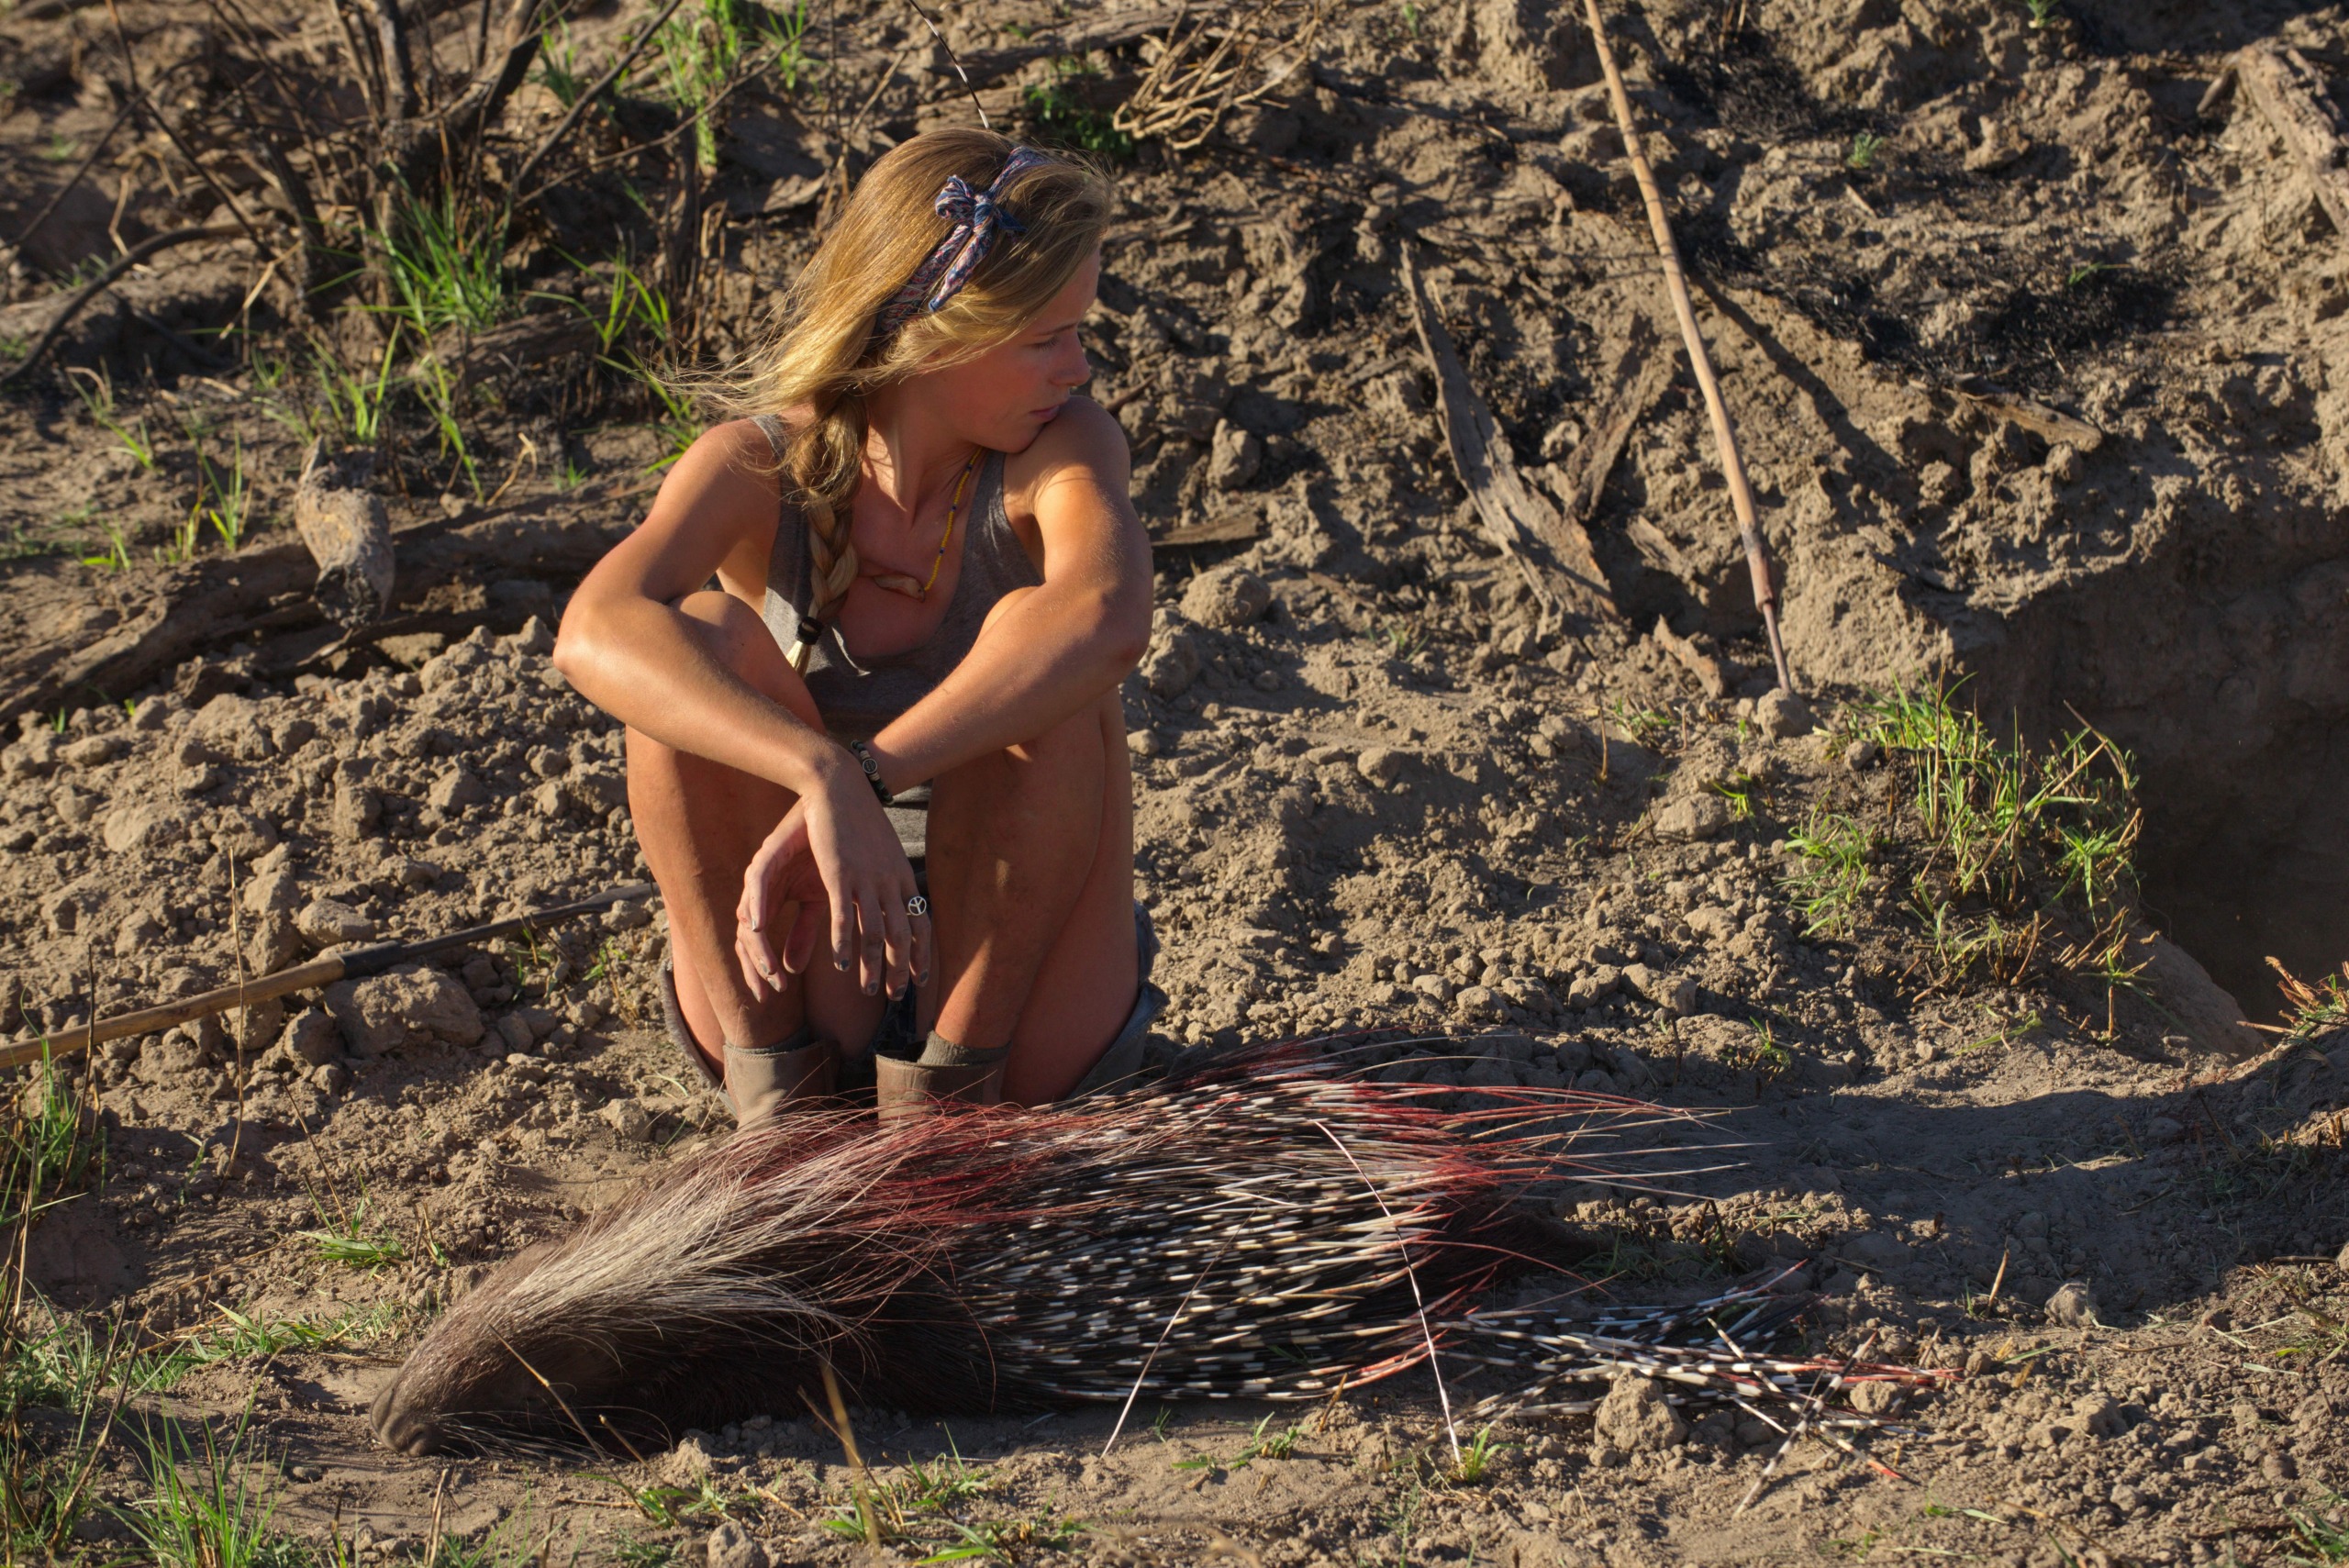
[0, 224, 247, 391]
[328, 0, 389, 121]
[369, 0, 421, 120]
[6, 100, 139, 258]
[1581, 0, 1795, 694]
[904, 0, 992, 129]
[507, 0, 691, 197]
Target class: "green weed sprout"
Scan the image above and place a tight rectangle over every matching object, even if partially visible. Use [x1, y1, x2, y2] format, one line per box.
[1024, 58, 1134, 158]
[1781, 809, 1873, 938]
[1847, 131, 1885, 171]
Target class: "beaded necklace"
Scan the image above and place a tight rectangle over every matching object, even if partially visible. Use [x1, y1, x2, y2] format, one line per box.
[867, 447, 982, 603]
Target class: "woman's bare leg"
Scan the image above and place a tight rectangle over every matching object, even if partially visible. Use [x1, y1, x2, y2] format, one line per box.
[923, 602, 1137, 1104]
[625, 591, 884, 1073]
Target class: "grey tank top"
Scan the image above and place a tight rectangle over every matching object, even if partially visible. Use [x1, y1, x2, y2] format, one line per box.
[751, 414, 1042, 740]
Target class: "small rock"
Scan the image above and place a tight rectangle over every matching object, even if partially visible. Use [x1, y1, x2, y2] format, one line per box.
[1454, 984, 1506, 1021]
[281, 1009, 342, 1065]
[1566, 966, 1620, 1008]
[331, 779, 381, 840]
[427, 767, 488, 812]
[210, 809, 278, 863]
[497, 1014, 534, 1053]
[1848, 1382, 1904, 1417]
[324, 964, 484, 1057]
[313, 1062, 351, 1095]
[1140, 630, 1201, 698]
[51, 784, 101, 826]
[508, 615, 556, 656]
[706, 1522, 768, 1568]
[2073, 1394, 2124, 1439]
[101, 801, 187, 852]
[1126, 729, 1161, 758]
[2109, 1483, 2143, 1516]
[296, 899, 375, 948]
[243, 868, 303, 917]
[1754, 688, 1813, 739]
[2045, 1281, 2099, 1329]
[1356, 746, 1409, 786]
[1181, 565, 1273, 628]
[1843, 738, 1882, 771]
[1593, 1375, 1687, 1453]
[1654, 795, 1731, 840]
[60, 734, 125, 768]
[599, 1100, 653, 1140]
[1586, 1443, 1628, 1469]
[1410, 973, 1456, 1005]
[114, 912, 163, 959]
[246, 911, 302, 974]
[192, 694, 273, 761]
[1207, 420, 1263, 491]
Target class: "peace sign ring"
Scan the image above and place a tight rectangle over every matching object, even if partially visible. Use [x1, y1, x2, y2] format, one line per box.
[906, 894, 930, 919]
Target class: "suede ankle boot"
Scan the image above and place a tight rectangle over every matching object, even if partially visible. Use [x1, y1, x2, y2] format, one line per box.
[875, 1032, 1008, 1122]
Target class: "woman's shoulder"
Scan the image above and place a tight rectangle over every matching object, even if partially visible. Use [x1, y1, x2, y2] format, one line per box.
[1002, 395, 1130, 492]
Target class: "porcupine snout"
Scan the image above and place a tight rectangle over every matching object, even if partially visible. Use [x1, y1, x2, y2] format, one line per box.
[370, 1370, 446, 1455]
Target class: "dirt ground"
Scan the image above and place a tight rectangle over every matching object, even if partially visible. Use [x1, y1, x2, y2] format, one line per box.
[6, 0, 2349, 1562]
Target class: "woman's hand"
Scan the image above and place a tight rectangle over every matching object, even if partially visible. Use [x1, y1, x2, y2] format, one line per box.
[735, 762, 929, 1002]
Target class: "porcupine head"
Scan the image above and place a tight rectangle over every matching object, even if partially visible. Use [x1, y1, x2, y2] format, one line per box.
[372, 1098, 1008, 1453]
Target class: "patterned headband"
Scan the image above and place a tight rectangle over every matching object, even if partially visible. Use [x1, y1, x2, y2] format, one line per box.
[874, 147, 1054, 337]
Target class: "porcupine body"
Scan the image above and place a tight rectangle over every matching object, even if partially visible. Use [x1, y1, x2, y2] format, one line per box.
[373, 1042, 1936, 1455]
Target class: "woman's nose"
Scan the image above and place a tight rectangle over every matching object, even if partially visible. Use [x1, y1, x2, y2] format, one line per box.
[1053, 343, 1090, 389]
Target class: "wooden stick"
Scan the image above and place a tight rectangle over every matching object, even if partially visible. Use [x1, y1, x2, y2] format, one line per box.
[0, 224, 246, 390]
[1580, 0, 1795, 695]
[1398, 246, 1616, 624]
[2205, 42, 2349, 240]
[1, 883, 653, 1074]
[506, 0, 689, 197]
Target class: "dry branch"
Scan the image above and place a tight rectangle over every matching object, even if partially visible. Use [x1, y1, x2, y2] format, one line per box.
[1113, 0, 1326, 150]
[0, 487, 640, 717]
[1547, 313, 1669, 564]
[2204, 40, 2349, 239]
[507, 0, 691, 196]
[1399, 246, 1619, 626]
[6, 100, 139, 258]
[0, 884, 651, 1073]
[0, 225, 246, 391]
[1581, 0, 1793, 693]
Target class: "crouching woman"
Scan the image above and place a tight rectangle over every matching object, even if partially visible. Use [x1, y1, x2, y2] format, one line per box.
[554, 131, 1157, 1123]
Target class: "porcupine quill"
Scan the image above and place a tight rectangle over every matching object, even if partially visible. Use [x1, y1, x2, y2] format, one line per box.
[372, 1040, 1947, 1455]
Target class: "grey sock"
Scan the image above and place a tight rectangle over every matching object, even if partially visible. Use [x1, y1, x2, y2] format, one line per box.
[728, 1024, 818, 1060]
[916, 1030, 1010, 1070]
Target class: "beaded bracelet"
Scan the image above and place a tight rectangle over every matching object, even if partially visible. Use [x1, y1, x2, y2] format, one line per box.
[845, 739, 894, 806]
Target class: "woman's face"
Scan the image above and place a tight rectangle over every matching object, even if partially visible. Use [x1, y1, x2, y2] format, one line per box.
[915, 249, 1101, 453]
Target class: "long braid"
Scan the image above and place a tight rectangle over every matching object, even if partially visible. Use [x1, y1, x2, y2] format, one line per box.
[784, 391, 867, 673]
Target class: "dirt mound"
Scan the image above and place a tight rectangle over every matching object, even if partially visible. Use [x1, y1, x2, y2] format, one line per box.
[2, 0, 2349, 1560]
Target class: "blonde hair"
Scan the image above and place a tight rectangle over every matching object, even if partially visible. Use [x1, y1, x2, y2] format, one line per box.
[715, 130, 1113, 669]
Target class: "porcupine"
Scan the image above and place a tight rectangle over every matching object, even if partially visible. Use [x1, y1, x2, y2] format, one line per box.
[373, 1041, 1940, 1455]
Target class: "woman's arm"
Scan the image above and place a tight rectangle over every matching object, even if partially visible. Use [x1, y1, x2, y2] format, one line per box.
[558, 421, 923, 996]
[554, 420, 849, 800]
[865, 399, 1152, 791]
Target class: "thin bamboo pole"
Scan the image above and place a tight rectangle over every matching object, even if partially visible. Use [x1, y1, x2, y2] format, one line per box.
[0, 883, 653, 1074]
[1580, 0, 1797, 695]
